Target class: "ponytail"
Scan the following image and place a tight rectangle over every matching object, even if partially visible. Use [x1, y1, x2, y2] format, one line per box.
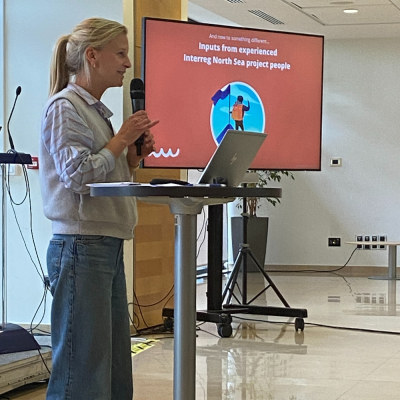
[48, 19, 127, 97]
[49, 35, 70, 97]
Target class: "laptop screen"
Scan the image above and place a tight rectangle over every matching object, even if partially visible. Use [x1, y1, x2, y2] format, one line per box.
[197, 130, 267, 187]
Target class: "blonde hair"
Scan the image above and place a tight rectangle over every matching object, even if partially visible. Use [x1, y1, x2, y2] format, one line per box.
[49, 18, 128, 96]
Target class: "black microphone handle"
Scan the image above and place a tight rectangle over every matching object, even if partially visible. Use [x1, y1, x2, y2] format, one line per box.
[135, 135, 144, 156]
[131, 98, 144, 114]
[131, 98, 145, 156]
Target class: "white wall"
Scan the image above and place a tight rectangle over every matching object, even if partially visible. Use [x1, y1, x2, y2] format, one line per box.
[2, 0, 125, 324]
[258, 37, 400, 268]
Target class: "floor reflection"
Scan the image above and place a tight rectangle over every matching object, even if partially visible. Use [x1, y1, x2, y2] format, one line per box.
[6, 274, 400, 399]
[343, 279, 399, 316]
[196, 322, 307, 399]
[388, 280, 397, 315]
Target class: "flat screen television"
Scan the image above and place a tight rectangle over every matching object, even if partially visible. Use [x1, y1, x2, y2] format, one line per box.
[142, 18, 323, 171]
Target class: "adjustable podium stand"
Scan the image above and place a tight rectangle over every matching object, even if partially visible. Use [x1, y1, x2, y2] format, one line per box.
[0, 152, 41, 354]
[89, 183, 305, 400]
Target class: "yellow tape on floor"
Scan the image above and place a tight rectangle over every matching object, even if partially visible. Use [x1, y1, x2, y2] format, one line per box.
[131, 339, 159, 356]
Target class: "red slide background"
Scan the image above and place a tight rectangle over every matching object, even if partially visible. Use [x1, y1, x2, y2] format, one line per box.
[143, 19, 323, 170]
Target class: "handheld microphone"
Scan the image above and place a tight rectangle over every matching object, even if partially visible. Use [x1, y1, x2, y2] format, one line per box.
[7, 86, 22, 151]
[130, 78, 145, 156]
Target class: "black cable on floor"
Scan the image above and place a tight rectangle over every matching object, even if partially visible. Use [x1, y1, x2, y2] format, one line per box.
[232, 315, 400, 336]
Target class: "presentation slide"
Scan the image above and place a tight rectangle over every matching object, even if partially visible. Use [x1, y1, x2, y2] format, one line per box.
[143, 19, 323, 170]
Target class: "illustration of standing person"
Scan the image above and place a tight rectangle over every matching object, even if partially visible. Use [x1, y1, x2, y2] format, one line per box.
[231, 95, 250, 130]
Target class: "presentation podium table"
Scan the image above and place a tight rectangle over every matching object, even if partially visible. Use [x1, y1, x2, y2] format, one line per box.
[89, 184, 281, 400]
[346, 241, 400, 280]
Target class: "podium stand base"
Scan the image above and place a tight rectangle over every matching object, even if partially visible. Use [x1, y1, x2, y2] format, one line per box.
[0, 323, 41, 354]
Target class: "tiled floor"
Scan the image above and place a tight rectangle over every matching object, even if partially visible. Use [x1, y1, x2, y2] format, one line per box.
[5, 271, 400, 399]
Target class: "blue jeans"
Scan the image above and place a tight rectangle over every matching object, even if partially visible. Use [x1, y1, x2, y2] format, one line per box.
[46, 235, 133, 400]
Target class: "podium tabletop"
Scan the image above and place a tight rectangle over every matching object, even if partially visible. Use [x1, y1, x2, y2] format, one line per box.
[89, 184, 282, 199]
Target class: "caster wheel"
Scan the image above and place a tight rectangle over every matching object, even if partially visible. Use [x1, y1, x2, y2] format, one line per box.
[217, 323, 233, 338]
[295, 318, 304, 332]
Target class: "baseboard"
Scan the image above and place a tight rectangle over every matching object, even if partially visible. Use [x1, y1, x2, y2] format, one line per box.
[19, 324, 51, 334]
[200, 263, 393, 278]
[263, 264, 393, 277]
[21, 323, 139, 336]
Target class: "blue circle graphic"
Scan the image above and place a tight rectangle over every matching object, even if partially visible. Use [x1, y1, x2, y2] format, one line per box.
[210, 82, 265, 144]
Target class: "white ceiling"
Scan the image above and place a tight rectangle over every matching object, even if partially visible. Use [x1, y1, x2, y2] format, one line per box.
[189, 0, 400, 39]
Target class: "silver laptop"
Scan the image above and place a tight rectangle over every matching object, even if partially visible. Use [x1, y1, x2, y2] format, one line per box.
[197, 130, 267, 187]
